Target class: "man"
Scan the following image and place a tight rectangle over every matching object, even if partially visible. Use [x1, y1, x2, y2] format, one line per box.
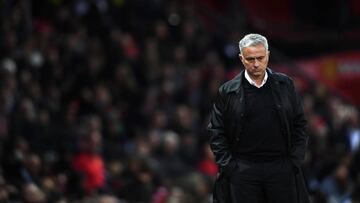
[208, 33, 310, 203]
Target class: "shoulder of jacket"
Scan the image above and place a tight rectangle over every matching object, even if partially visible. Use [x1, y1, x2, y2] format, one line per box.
[218, 73, 242, 95]
[271, 71, 293, 84]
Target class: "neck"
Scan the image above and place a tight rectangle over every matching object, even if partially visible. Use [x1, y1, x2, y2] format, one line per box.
[250, 76, 259, 84]
[244, 69, 268, 88]
[251, 75, 265, 86]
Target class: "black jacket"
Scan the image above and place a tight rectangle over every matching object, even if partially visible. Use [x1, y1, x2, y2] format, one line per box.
[208, 68, 310, 203]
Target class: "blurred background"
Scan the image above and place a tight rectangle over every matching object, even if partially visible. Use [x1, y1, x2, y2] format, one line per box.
[0, 0, 360, 202]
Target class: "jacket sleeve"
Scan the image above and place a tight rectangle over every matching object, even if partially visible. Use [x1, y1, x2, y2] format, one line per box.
[208, 90, 237, 175]
[289, 80, 308, 168]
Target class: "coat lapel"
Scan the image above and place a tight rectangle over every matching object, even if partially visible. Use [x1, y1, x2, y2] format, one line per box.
[269, 71, 291, 153]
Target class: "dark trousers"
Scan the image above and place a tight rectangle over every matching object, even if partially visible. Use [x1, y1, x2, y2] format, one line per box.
[229, 158, 296, 203]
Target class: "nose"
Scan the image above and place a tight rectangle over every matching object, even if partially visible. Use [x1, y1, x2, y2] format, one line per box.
[254, 59, 260, 67]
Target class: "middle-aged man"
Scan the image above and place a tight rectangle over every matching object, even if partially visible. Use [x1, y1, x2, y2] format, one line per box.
[208, 33, 310, 203]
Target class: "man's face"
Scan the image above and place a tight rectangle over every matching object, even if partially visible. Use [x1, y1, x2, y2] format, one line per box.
[239, 44, 269, 80]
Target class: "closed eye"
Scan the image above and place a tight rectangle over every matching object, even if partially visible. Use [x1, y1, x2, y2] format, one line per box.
[245, 56, 265, 62]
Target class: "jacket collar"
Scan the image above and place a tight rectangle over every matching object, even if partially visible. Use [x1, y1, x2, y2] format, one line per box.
[227, 68, 285, 93]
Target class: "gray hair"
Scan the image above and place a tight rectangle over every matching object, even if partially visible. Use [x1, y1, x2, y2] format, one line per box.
[239, 33, 268, 54]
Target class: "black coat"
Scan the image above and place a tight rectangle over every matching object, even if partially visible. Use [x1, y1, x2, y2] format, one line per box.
[208, 69, 310, 203]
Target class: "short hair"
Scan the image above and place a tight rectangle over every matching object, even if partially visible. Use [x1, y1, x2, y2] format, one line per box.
[239, 33, 268, 54]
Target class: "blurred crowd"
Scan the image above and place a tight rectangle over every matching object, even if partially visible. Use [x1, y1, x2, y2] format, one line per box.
[0, 0, 359, 203]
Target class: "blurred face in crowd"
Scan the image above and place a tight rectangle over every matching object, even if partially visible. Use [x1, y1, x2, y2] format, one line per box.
[239, 44, 269, 81]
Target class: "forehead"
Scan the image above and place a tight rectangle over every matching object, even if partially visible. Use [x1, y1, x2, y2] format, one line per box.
[241, 44, 267, 57]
